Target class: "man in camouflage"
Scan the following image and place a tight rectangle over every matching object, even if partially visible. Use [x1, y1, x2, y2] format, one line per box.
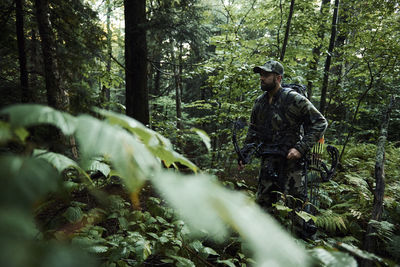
[238, 60, 327, 221]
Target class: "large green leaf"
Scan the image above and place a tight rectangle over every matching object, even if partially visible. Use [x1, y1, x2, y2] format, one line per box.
[296, 211, 317, 223]
[75, 115, 161, 191]
[95, 109, 198, 172]
[191, 128, 211, 151]
[86, 159, 111, 177]
[33, 149, 79, 173]
[337, 243, 384, 263]
[1, 104, 77, 135]
[309, 248, 357, 267]
[151, 171, 309, 266]
[0, 156, 60, 208]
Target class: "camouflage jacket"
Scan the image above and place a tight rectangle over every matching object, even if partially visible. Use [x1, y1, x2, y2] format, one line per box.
[244, 87, 328, 156]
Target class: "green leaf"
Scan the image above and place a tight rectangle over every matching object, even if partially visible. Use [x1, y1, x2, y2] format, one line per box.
[203, 247, 219, 256]
[95, 109, 197, 172]
[169, 255, 195, 267]
[0, 156, 60, 207]
[337, 243, 384, 263]
[216, 259, 236, 267]
[296, 211, 317, 223]
[75, 115, 160, 192]
[63, 207, 83, 223]
[191, 128, 211, 151]
[189, 240, 203, 252]
[310, 248, 357, 267]
[87, 245, 109, 254]
[134, 240, 152, 262]
[273, 204, 293, 212]
[33, 149, 79, 173]
[86, 159, 111, 177]
[0, 121, 12, 143]
[1, 104, 77, 135]
[151, 171, 309, 266]
[14, 127, 29, 142]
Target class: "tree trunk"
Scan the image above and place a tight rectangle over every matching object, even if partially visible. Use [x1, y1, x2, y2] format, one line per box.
[172, 42, 183, 130]
[362, 96, 394, 267]
[16, 0, 30, 103]
[280, 0, 295, 62]
[307, 0, 330, 99]
[29, 29, 40, 103]
[319, 0, 339, 115]
[34, 0, 66, 110]
[327, 3, 349, 109]
[124, 0, 149, 125]
[101, 0, 112, 105]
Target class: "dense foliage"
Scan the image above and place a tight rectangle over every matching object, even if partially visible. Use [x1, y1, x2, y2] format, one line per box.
[1, 0, 400, 266]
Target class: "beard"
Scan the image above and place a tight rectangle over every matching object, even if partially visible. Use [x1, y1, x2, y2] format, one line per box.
[260, 78, 277, 92]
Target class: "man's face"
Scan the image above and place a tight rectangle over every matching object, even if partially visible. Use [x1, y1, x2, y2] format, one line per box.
[259, 71, 277, 92]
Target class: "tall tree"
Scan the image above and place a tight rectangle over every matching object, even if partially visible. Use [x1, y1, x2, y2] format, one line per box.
[362, 96, 394, 267]
[172, 42, 183, 130]
[15, 0, 30, 103]
[307, 0, 330, 99]
[101, 0, 112, 105]
[280, 0, 295, 62]
[34, 0, 66, 110]
[319, 0, 340, 115]
[124, 0, 149, 125]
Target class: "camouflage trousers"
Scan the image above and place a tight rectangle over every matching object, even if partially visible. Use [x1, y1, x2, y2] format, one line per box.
[256, 156, 306, 212]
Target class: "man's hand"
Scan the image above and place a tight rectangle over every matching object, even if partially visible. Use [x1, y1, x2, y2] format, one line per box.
[287, 148, 302, 160]
[238, 160, 245, 171]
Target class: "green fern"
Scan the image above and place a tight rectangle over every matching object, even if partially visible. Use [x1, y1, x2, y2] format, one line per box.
[316, 209, 347, 233]
[367, 220, 395, 244]
[386, 235, 400, 262]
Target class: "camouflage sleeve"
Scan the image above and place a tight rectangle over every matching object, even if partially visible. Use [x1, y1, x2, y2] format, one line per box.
[292, 95, 328, 155]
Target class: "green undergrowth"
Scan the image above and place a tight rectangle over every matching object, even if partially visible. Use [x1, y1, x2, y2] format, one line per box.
[0, 104, 399, 266]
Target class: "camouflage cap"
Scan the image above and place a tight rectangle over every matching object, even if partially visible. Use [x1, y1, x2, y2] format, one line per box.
[253, 60, 284, 76]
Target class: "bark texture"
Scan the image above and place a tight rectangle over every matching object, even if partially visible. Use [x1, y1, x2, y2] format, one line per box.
[280, 0, 295, 62]
[16, 0, 30, 103]
[34, 0, 67, 110]
[101, 0, 112, 104]
[307, 0, 330, 99]
[319, 0, 339, 115]
[124, 0, 149, 125]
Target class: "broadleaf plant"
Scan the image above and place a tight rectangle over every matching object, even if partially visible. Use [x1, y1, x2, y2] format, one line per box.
[1, 104, 310, 266]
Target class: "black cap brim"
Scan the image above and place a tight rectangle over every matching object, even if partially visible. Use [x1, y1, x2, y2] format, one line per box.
[253, 66, 262, 73]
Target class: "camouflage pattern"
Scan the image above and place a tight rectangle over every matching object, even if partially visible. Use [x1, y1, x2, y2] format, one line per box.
[244, 87, 327, 156]
[253, 60, 284, 76]
[256, 155, 305, 212]
[244, 87, 328, 211]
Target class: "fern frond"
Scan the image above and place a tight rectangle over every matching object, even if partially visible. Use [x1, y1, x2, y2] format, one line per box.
[316, 210, 347, 233]
[367, 220, 394, 244]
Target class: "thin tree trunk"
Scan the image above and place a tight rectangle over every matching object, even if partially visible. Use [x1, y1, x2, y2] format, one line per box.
[29, 29, 40, 102]
[124, 0, 149, 125]
[319, 0, 339, 115]
[34, 0, 66, 110]
[154, 59, 161, 95]
[101, 0, 112, 104]
[307, 0, 330, 99]
[172, 42, 183, 130]
[362, 96, 394, 267]
[280, 0, 295, 62]
[16, 0, 30, 103]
